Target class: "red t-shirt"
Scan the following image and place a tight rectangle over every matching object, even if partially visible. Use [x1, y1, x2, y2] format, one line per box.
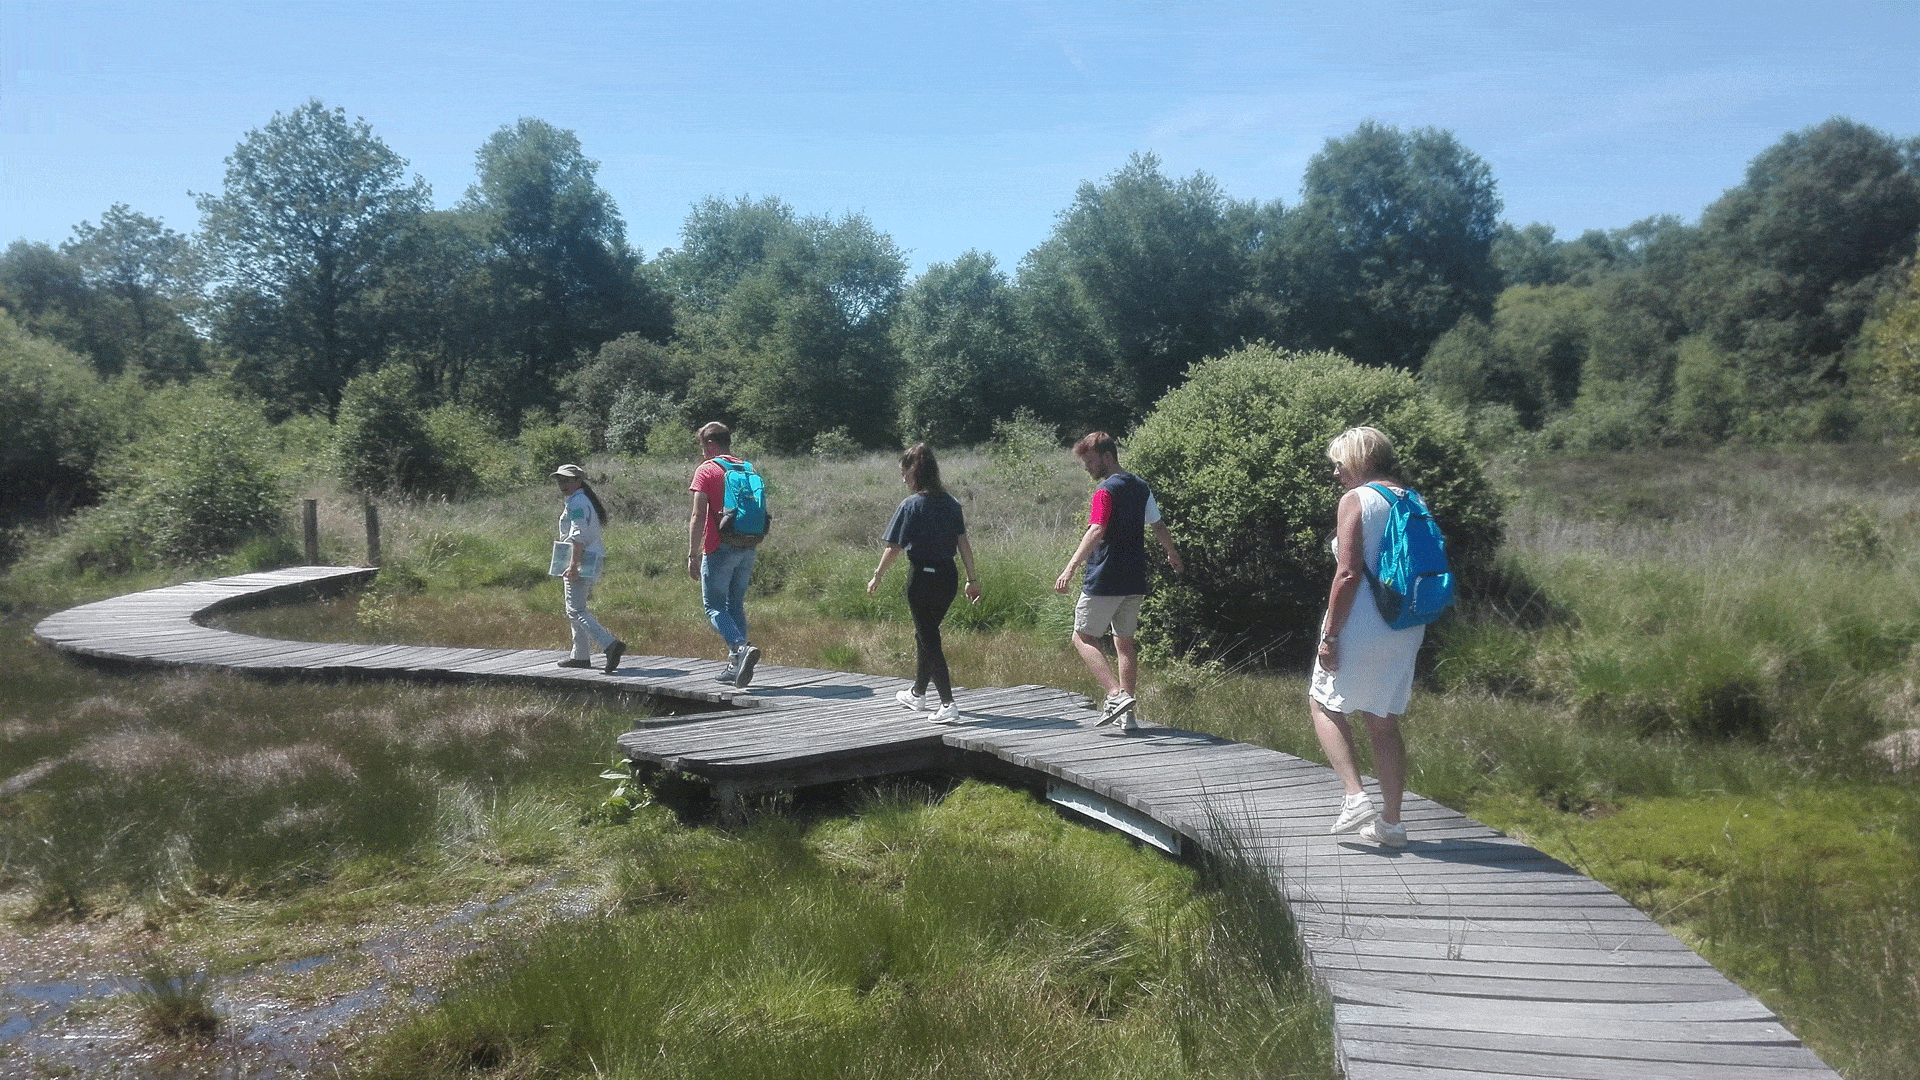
[690, 456, 744, 555]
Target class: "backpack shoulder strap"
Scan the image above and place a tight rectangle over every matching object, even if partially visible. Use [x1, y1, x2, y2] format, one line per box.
[1365, 482, 1405, 504]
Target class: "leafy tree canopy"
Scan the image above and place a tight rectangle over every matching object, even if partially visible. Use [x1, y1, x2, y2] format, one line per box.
[197, 99, 431, 418]
[1283, 121, 1503, 370]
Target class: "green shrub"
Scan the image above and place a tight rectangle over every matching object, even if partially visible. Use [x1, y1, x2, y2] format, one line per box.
[424, 405, 513, 497]
[519, 421, 589, 475]
[43, 386, 289, 571]
[604, 388, 683, 456]
[333, 366, 437, 497]
[986, 408, 1061, 494]
[0, 312, 140, 514]
[1128, 345, 1502, 661]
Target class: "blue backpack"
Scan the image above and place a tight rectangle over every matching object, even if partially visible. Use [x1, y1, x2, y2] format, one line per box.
[1363, 483, 1454, 630]
[717, 459, 769, 547]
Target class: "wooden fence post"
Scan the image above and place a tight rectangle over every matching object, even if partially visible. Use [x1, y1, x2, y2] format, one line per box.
[303, 499, 320, 565]
[363, 497, 381, 567]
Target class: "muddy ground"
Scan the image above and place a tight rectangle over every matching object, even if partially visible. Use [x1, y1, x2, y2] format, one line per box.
[2, 876, 593, 1079]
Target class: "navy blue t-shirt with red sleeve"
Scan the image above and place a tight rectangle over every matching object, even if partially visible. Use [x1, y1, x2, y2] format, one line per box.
[1082, 471, 1159, 596]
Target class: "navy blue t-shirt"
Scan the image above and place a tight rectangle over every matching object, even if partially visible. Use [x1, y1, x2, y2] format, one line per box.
[882, 491, 967, 564]
[1083, 471, 1151, 596]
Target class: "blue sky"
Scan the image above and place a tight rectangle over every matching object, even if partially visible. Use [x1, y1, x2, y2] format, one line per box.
[3, 1, 1915, 276]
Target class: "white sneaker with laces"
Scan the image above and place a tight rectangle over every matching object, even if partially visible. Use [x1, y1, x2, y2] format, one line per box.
[1096, 692, 1136, 726]
[930, 701, 960, 725]
[1359, 819, 1408, 849]
[1330, 791, 1379, 834]
[895, 688, 928, 713]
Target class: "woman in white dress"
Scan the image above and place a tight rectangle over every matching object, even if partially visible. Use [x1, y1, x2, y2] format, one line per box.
[1310, 427, 1424, 848]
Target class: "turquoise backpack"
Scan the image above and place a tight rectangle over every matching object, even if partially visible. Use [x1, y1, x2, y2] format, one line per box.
[717, 459, 770, 547]
[1363, 483, 1454, 630]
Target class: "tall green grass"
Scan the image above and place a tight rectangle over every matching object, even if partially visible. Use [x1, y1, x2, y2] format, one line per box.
[369, 782, 1336, 1080]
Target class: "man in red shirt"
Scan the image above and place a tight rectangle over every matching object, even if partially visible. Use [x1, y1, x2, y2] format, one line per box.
[687, 421, 761, 687]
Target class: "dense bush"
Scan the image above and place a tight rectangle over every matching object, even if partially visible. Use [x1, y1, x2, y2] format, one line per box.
[602, 388, 682, 456]
[333, 366, 438, 497]
[0, 312, 139, 515]
[52, 386, 289, 570]
[518, 421, 589, 475]
[1129, 345, 1503, 662]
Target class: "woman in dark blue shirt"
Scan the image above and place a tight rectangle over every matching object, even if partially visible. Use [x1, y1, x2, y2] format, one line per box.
[868, 443, 980, 723]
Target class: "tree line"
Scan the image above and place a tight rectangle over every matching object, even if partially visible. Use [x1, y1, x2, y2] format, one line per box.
[4, 100, 1919, 520]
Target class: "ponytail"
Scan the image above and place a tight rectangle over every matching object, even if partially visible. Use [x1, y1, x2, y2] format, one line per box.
[580, 480, 611, 526]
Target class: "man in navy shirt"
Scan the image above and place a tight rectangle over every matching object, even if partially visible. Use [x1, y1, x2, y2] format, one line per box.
[1053, 432, 1183, 730]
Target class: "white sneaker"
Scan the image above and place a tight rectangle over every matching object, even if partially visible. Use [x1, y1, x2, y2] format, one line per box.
[1096, 692, 1136, 726]
[1117, 710, 1140, 732]
[1359, 819, 1408, 849]
[895, 688, 928, 713]
[930, 701, 960, 725]
[1330, 792, 1379, 834]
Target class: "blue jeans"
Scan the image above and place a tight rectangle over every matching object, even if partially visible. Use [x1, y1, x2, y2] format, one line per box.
[701, 544, 756, 650]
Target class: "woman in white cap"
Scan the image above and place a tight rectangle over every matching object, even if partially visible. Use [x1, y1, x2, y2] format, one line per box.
[553, 464, 625, 673]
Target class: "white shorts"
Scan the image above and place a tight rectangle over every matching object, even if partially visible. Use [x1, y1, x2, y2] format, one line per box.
[1075, 593, 1143, 638]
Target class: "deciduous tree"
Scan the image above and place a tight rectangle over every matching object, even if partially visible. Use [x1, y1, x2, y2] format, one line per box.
[1017, 153, 1276, 429]
[1282, 122, 1502, 370]
[196, 99, 431, 419]
[460, 119, 663, 427]
[665, 196, 906, 450]
[62, 204, 207, 382]
[894, 251, 1035, 446]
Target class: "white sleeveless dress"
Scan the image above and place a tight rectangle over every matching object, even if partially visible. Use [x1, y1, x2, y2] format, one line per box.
[1309, 483, 1425, 718]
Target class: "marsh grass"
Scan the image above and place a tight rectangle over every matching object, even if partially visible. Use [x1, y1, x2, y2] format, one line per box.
[133, 951, 219, 1044]
[0, 627, 637, 918]
[371, 782, 1337, 1080]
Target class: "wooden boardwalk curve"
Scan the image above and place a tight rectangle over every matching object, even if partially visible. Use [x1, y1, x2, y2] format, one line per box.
[34, 567, 1843, 1080]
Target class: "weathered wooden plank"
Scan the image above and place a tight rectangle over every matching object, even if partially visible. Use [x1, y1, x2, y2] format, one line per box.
[1325, 966, 1751, 1003]
[1341, 1037, 1835, 1080]
[1304, 934, 1717, 967]
[1313, 951, 1734, 985]
[1330, 983, 1777, 1021]
[1340, 1021, 1828, 1065]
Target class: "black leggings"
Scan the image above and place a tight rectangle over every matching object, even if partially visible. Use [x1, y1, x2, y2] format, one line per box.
[906, 560, 959, 702]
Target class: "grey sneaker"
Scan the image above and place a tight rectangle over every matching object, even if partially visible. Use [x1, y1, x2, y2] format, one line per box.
[732, 644, 761, 688]
[1096, 692, 1136, 726]
[1330, 791, 1379, 834]
[1359, 819, 1408, 849]
[713, 647, 744, 683]
[895, 688, 928, 713]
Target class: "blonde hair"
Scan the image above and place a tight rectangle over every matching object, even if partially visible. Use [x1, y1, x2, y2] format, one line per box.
[1327, 426, 1402, 482]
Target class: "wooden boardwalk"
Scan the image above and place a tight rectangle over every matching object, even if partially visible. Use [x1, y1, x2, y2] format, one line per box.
[33, 567, 1843, 1080]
